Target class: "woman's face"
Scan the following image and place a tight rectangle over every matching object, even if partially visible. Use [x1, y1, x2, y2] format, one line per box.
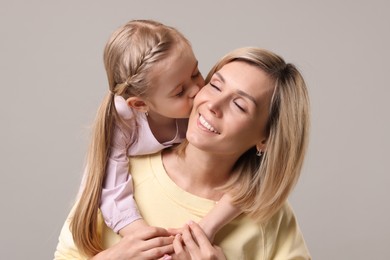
[186, 60, 275, 156]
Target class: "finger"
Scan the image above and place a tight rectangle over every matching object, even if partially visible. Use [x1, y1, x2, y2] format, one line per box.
[188, 220, 213, 249]
[140, 235, 175, 251]
[172, 234, 183, 253]
[167, 227, 182, 236]
[158, 254, 173, 260]
[158, 255, 172, 260]
[181, 224, 200, 252]
[172, 234, 189, 259]
[144, 243, 174, 259]
[140, 226, 171, 240]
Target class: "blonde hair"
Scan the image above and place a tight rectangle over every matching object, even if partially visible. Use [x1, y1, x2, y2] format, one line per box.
[206, 47, 310, 223]
[70, 19, 191, 257]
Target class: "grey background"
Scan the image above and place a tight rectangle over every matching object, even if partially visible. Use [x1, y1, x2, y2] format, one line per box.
[1, 1, 389, 259]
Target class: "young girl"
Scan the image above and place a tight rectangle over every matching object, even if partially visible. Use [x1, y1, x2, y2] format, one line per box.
[70, 19, 242, 257]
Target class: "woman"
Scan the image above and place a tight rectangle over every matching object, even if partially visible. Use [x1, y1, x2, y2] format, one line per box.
[55, 47, 311, 259]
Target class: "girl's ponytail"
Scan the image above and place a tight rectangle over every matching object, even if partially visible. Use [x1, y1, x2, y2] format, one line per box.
[70, 92, 115, 256]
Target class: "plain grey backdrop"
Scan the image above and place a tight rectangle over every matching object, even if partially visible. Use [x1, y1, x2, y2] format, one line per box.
[1, 1, 389, 259]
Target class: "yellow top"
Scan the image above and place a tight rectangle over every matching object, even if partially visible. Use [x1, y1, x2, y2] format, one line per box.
[55, 152, 311, 260]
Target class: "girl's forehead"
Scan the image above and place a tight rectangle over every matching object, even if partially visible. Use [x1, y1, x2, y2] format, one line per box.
[154, 47, 196, 74]
[148, 48, 198, 91]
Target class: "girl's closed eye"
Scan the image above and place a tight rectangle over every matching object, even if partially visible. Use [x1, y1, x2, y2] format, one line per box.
[174, 88, 184, 97]
[191, 70, 201, 79]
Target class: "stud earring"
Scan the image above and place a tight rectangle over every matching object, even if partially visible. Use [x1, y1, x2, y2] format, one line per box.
[145, 111, 149, 117]
[256, 149, 263, 157]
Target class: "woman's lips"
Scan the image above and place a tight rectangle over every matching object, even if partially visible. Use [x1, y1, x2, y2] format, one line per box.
[198, 114, 220, 134]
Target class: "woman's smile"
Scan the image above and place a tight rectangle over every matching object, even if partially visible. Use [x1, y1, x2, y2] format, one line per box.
[198, 114, 220, 134]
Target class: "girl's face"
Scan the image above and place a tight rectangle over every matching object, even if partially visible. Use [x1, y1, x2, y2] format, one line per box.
[144, 46, 205, 119]
[186, 61, 275, 156]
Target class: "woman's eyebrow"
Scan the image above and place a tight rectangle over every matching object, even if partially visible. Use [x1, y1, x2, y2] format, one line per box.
[237, 90, 258, 107]
[215, 72, 225, 83]
[215, 72, 258, 107]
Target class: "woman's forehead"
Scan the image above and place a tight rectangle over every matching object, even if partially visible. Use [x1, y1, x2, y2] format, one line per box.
[216, 61, 275, 101]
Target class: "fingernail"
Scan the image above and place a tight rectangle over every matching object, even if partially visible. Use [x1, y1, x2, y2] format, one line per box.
[163, 254, 172, 260]
[187, 220, 194, 225]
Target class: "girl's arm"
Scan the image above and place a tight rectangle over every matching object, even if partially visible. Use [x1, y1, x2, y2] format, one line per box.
[54, 204, 174, 260]
[91, 225, 174, 260]
[198, 193, 242, 242]
[100, 96, 144, 235]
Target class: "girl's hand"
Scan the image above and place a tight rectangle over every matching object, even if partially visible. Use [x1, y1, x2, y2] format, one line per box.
[92, 224, 174, 260]
[172, 221, 226, 260]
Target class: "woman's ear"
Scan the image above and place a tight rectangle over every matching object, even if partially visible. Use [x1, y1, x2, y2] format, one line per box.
[126, 97, 149, 113]
[256, 139, 267, 153]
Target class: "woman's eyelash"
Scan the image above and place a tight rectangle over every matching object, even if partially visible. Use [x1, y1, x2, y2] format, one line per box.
[210, 83, 220, 90]
[209, 82, 246, 112]
[234, 101, 245, 111]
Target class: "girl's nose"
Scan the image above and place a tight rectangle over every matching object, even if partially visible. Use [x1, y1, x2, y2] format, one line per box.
[188, 74, 205, 98]
[188, 84, 200, 99]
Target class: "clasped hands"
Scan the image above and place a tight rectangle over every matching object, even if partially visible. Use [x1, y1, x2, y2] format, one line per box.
[94, 219, 225, 260]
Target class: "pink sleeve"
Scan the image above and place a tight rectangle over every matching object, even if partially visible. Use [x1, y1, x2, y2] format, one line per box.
[100, 97, 142, 233]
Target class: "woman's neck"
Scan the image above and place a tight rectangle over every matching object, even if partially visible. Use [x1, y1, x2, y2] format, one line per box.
[147, 111, 177, 143]
[162, 144, 239, 201]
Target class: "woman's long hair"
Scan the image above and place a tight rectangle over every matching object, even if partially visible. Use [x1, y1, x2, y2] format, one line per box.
[209, 47, 310, 223]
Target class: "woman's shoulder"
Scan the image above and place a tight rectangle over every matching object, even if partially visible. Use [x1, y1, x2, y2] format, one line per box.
[129, 152, 162, 165]
[262, 202, 311, 259]
[269, 202, 296, 224]
[129, 152, 162, 182]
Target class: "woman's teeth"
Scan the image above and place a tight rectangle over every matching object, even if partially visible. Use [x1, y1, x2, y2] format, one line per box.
[199, 115, 220, 134]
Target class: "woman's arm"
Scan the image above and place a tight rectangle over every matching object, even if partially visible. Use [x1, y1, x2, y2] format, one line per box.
[172, 221, 226, 260]
[198, 193, 241, 241]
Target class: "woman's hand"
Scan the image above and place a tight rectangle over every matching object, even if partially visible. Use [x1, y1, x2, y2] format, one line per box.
[172, 221, 226, 260]
[91, 225, 174, 260]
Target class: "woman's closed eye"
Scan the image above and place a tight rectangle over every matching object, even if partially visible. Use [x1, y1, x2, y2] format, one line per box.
[233, 99, 246, 112]
[209, 82, 221, 91]
[209, 82, 247, 112]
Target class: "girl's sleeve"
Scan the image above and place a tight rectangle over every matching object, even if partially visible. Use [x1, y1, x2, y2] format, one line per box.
[100, 97, 142, 233]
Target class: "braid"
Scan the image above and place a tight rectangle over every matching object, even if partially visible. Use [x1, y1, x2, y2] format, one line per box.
[110, 19, 189, 98]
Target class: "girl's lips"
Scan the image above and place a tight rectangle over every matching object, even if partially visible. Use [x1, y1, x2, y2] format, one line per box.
[198, 114, 220, 134]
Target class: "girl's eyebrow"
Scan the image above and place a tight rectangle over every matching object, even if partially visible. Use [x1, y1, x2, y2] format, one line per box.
[215, 72, 258, 107]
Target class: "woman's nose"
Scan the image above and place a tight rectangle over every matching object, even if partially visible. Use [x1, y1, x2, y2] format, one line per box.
[207, 98, 223, 118]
